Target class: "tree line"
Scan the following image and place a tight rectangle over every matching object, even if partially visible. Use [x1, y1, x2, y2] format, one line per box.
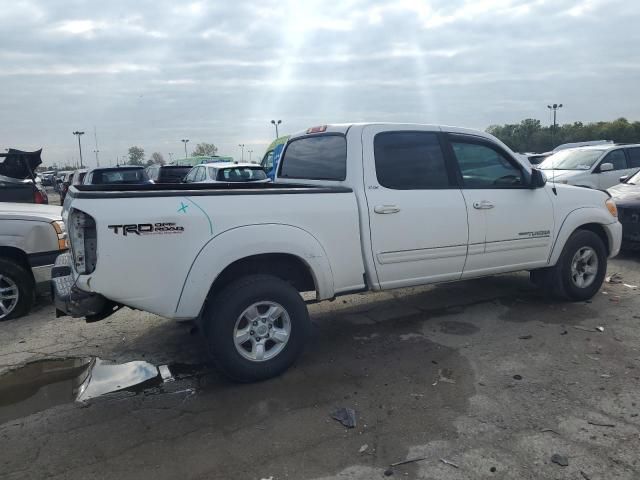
[127, 142, 218, 166]
[486, 118, 640, 153]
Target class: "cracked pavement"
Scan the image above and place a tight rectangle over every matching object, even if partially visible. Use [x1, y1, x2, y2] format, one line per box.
[1, 253, 640, 479]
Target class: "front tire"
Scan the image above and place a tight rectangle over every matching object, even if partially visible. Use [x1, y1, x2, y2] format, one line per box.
[203, 274, 310, 382]
[539, 230, 607, 301]
[0, 258, 34, 321]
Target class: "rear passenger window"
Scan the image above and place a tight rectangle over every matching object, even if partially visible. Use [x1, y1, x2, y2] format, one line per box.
[601, 150, 627, 171]
[279, 135, 346, 180]
[626, 148, 640, 168]
[374, 132, 450, 189]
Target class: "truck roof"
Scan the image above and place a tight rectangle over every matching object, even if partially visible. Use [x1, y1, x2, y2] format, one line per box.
[288, 123, 501, 142]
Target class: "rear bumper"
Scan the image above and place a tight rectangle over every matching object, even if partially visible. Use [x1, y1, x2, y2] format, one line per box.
[51, 253, 117, 321]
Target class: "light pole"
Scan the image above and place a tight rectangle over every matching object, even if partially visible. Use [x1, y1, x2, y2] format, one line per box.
[247, 149, 253, 162]
[181, 139, 189, 158]
[547, 103, 563, 149]
[238, 143, 245, 162]
[93, 126, 100, 167]
[72, 131, 85, 168]
[270, 119, 282, 138]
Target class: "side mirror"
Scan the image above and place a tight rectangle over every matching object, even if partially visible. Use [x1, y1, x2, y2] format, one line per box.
[530, 168, 547, 188]
[600, 162, 614, 172]
[619, 175, 629, 183]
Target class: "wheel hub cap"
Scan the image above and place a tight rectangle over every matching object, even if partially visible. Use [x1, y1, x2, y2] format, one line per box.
[570, 246, 598, 289]
[234, 301, 291, 362]
[0, 274, 19, 320]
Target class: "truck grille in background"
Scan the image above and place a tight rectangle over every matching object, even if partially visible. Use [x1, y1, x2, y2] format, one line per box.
[618, 207, 640, 224]
[69, 210, 97, 274]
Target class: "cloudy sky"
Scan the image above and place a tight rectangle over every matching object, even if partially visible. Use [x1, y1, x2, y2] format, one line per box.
[1, 0, 639, 167]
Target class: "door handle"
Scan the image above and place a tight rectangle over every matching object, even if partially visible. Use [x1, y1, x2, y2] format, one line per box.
[374, 205, 401, 214]
[473, 200, 494, 210]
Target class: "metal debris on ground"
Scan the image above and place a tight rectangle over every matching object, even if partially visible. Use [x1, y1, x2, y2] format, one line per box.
[440, 458, 459, 468]
[587, 420, 615, 427]
[623, 283, 638, 289]
[610, 296, 621, 302]
[551, 454, 569, 467]
[390, 457, 428, 467]
[606, 273, 623, 284]
[518, 334, 532, 340]
[540, 428, 560, 435]
[158, 365, 174, 382]
[433, 368, 456, 386]
[359, 444, 368, 454]
[513, 374, 523, 380]
[574, 325, 599, 332]
[595, 326, 604, 332]
[331, 407, 357, 428]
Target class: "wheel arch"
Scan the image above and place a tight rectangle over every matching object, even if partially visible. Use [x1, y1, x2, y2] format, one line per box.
[0, 247, 34, 281]
[174, 224, 334, 319]
[549, 207, 615, 265]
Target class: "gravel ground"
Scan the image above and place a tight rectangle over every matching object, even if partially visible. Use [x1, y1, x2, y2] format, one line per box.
[1, 254, 639, 479]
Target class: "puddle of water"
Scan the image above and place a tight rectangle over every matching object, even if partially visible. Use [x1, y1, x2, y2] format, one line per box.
[0, 357, 202, 424]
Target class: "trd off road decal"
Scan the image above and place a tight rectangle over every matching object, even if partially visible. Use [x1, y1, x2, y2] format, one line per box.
[107, 223, 184, 236]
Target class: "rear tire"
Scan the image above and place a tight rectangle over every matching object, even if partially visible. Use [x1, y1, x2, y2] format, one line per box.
[536, 230, 607, 301]
[202, 274, 310, 382]
[0, 258, 34, 321]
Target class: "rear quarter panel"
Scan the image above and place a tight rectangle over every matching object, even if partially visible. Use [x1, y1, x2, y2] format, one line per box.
[70, 191, 365, 319]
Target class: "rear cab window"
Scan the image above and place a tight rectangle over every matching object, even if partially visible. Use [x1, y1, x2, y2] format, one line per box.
[216, 167, 267, 182]
[278, 135, 347, 181]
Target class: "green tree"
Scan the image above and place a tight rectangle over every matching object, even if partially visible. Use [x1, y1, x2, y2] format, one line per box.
[487, 118, 640, 153]
[150, 152, 165, 165]
[192, 142, 218, 157]
[128, 146, 145, 165]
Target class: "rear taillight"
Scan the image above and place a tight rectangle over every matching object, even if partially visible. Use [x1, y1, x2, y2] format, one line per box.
[34, 189, 47, 204]
[68, 210, 97, 274]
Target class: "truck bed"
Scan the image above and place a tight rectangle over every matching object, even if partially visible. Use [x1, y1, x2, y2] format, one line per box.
[70, 182, 352, 198]
[64, 182, 366, 319]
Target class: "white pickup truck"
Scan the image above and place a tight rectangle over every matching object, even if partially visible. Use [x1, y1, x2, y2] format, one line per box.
[53, 123, 622, 381]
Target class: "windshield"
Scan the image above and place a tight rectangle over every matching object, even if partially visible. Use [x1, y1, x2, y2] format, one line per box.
[216, 167, 267, 182]
[539, 149, 604, 170]
[626, 169, 640, 184]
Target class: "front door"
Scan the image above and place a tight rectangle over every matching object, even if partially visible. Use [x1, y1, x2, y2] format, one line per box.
[362, 126, 469, 289]
[444, 134, 555, 277]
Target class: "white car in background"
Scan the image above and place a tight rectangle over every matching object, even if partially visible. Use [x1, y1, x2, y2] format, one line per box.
[183, 162, 270, 184]
[539, 144, 640, 189]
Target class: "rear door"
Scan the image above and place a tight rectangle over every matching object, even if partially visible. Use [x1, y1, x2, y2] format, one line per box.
[445, 134, 554, 277]
[362, 126, 469, 289]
